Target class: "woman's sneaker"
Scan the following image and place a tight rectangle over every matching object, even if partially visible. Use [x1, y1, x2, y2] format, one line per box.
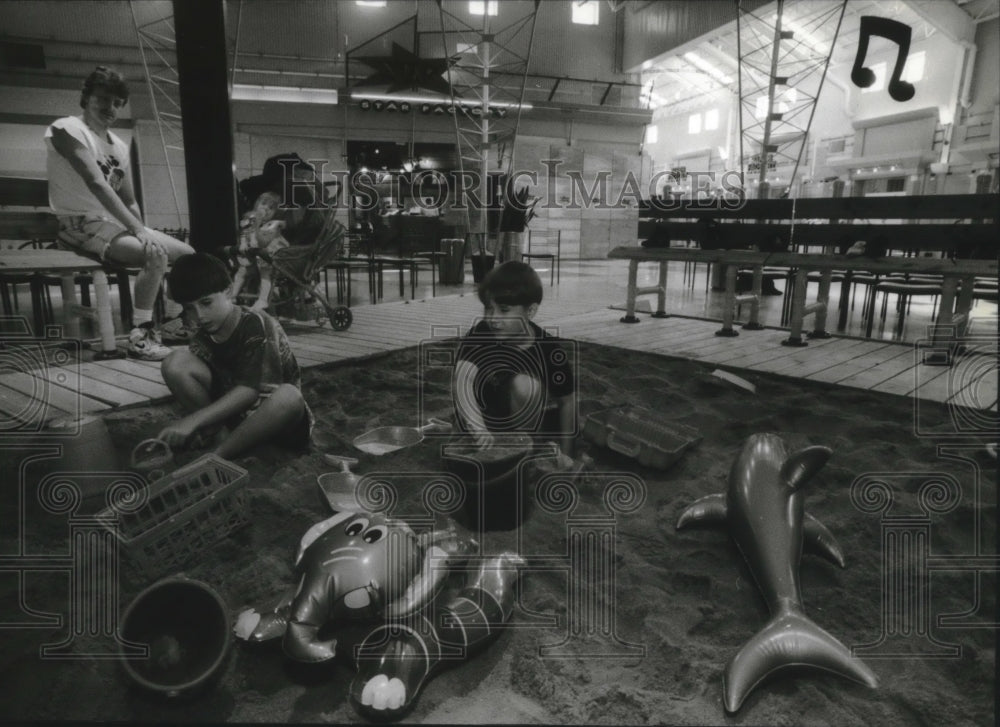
[127, 325, 172, 361]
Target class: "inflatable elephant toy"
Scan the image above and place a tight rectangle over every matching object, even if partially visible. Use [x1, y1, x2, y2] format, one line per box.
[234, 510, 523, 719]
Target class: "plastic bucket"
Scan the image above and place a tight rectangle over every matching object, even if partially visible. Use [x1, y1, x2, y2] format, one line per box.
[30, 415, 122, 510]
[442, 435, 553, 531]
[470, 254, 495, 283]
[118, 577, 231, 698]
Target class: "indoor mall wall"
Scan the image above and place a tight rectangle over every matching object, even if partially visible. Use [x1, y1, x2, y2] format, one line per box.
[642, 17, 999, 197]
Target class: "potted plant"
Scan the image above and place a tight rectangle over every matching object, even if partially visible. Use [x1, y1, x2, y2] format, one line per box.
[497, 179, 538, 263]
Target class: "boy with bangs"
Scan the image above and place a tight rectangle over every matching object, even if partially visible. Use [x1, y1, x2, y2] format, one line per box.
[453, 261, 576, 456]
[158, 253, 312, 459]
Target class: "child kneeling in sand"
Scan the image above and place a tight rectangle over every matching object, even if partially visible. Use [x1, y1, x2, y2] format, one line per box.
[453, 261, 576, 456]
[158, 253, 312, 459]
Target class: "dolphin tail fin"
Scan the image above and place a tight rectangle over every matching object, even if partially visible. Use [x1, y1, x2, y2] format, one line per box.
[723, 609, 878, 712]
[676, 493, 727, 529]
[803, 513, 846, 568]
[780, 445, 833, 491]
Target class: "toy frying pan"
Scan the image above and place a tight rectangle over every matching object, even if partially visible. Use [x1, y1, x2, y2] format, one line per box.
[317, 454, 362, 512]
[352, 418, 452, 456]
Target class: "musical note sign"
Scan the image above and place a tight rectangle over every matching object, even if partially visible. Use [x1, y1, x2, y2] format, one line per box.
[851, 16, 916, 102]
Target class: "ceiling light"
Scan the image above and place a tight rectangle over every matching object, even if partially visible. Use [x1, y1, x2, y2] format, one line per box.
[232, 84, 338, 104]
[351, 91, 531, 110]
[682, 51, 733, 86]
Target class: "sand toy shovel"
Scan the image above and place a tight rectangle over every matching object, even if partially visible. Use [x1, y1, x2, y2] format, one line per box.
[317, 454, 363, 512]
[352, 418, 452, 456]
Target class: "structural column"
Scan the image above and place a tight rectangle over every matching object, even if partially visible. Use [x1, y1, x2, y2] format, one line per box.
[173, 0, 238, 252]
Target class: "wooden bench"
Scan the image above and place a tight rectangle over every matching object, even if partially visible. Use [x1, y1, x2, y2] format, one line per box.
[634, 193, 997, 351]
[1, 176, 126, 357]
[637, 194, 997, 258]
[608, 246, 998, 366]
[0, 250, 120, 356]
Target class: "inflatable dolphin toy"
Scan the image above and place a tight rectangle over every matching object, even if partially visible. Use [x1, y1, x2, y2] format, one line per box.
[676, 433, 878, 712]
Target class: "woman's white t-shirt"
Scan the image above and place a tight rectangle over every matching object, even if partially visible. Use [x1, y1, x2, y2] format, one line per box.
[44, 115, 130, 217]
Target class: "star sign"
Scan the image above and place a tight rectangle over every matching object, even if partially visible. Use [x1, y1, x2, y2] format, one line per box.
[354, 42, 453, 96]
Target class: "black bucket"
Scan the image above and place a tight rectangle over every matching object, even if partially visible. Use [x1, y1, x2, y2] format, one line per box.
[442, 435, 556, 531]
[119, 577, 231, 698]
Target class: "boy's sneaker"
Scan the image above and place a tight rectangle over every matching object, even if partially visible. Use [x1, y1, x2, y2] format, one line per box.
[160, 315, 197, 343]
[127, 326, 172, 361]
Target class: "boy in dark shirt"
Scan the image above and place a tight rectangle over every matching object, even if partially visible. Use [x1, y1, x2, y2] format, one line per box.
[453, 261, 576, 455]
[158, 253, 311, 459]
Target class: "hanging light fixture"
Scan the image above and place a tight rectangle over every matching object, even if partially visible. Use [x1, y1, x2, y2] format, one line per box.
[402, 107, 418, 173]
[232, 84, 338, 104]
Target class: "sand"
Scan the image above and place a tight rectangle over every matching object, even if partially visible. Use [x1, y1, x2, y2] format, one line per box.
[0, 341, 995, 725]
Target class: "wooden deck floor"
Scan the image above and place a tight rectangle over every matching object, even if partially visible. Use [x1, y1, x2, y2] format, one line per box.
[0, 293, 996, 424]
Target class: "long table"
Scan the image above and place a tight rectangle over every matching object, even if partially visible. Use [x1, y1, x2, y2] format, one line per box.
[0, 250, 120, 357]
[607, 246, 997, 362]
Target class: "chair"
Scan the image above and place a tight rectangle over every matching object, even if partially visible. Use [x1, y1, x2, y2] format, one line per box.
[871, 274, 943, 338]
[337, 225, 410, 303]
[397, 228, 443, 298]
[372, 242, 418, 301]
[521, 229, 561, 285]
[323, 220, 373, 306]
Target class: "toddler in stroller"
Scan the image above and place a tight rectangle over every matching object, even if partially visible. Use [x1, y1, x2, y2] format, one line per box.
[231, 191, 289, 310]
[225, 200, 353, 331]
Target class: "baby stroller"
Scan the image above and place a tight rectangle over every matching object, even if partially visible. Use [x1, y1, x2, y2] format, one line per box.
[264, 210, 353, 330]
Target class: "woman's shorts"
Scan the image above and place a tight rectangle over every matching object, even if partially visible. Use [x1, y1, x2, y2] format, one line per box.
[57, 215, 129, 262]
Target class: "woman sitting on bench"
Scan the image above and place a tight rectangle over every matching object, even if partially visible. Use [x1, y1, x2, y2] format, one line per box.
[45, 65, 194, 360]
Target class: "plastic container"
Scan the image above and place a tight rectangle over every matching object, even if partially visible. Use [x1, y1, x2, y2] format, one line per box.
[119, 576, 231, 698]
[96, 454, 249, 579]
[582, 406, 702, 469]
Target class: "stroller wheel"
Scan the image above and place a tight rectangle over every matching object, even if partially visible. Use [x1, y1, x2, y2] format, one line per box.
[329, 305, 353, 331]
